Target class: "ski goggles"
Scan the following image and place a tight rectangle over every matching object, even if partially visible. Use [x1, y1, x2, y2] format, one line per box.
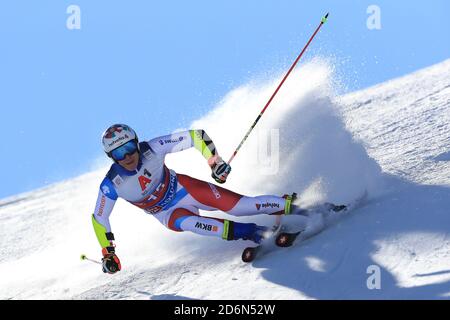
[110, 140, 139, 161]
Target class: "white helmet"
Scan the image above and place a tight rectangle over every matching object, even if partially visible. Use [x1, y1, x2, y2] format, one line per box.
[102, 124, 139, 155]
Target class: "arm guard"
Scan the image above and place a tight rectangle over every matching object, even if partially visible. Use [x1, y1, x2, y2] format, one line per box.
[189, 129, 218, 161]
[92, 214, 115, 249]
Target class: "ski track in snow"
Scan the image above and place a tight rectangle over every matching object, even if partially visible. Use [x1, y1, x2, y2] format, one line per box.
[1, 58, 450, 300]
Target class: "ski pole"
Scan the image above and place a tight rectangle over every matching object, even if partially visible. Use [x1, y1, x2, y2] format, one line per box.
[227, 13, 329, 165]
[80, 254, 102, 265]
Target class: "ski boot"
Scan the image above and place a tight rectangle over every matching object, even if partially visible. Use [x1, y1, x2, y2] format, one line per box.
[284, 193, 347, 216]
[223, 221, 270, 244]
[282, 193, 309, 217]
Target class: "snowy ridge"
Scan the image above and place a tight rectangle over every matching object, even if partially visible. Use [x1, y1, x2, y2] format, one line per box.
[1, 58, 450, 299]
[339, 59, 450, 185]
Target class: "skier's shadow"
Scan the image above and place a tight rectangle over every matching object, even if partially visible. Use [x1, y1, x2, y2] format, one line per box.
[147, 293, 196, 300]
[253, 178, 450, 299]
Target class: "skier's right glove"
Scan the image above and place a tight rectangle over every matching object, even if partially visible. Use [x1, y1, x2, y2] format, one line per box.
[101, 247, 121, 275]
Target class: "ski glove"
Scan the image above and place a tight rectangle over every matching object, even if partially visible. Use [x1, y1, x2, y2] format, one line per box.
[102, 247, 122, 274]
[210, 156, 232, 184]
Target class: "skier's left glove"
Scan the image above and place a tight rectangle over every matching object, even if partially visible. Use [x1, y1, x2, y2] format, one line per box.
[209, 155, 231, 184]
[101, 247, 121, 275]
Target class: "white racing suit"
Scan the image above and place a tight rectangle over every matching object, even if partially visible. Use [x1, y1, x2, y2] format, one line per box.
[92, 130, 293, 250]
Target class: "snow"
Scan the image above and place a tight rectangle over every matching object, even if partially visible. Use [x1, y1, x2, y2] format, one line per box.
[1, 58, 450, 300]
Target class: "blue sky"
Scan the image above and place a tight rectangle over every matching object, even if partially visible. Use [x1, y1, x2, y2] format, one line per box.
[1, 1, 449, 199]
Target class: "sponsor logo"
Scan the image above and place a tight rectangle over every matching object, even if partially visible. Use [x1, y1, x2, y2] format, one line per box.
[195, 222, 218, 232]
[208, 183, 221, 199]
[159, 136, 184, 145]
[158, 174, 177, 208]
[98, 195, 106, 216]
[195, 130, 203, 140]
[102, 185, 110, 195]
[107, 134, 129, 148]
[144, 169, 152, 179]
[146, 205, 163, 214]
[104, 125, 124, 138]
[112, 175, 123, 187]
[256, 202, 280, 210]
[138, 175, 152, 191]
[262, 202, 280, 209]
[113, 176, 123, 187]
[143, 149, 152, 159]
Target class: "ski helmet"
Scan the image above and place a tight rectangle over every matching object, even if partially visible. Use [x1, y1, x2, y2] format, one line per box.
[102, 124, 139, 159]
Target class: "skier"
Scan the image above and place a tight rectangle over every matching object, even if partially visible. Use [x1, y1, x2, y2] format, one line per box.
[92, 124, 342, 274]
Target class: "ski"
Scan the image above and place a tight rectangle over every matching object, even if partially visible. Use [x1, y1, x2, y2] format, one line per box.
[241, 190, 368, 263]
[275, 230, 303, 248]
[241, 224, 284, 263]
[241, 225, 306, 262]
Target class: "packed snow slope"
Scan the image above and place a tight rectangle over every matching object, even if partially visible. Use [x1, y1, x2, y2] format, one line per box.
[1, 58, 450, 300]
